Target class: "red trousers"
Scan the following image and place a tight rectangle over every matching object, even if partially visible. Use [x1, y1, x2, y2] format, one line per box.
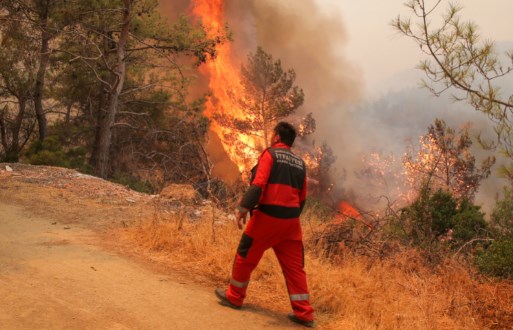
[225, 210, 314, 322]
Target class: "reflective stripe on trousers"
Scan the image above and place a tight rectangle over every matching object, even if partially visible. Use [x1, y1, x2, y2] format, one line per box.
[290, 293, 310, 301]
[230, 278, 249, 288]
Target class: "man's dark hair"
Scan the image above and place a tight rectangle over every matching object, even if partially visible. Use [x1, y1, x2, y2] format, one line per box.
[274, 122, 297, 146]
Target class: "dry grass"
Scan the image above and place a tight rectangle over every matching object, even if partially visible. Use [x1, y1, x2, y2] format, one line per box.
[120, 208, 513, 329]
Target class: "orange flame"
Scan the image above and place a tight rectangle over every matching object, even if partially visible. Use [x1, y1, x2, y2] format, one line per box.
[334, 201, 372, 229]
[337, 201, 362, 220]
[192, 0, 259, 174]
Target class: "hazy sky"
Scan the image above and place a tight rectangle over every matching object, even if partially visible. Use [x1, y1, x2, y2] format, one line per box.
[326, 0, 513, 96]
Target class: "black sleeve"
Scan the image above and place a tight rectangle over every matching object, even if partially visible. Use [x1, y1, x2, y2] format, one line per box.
[240, 184, 262, 210]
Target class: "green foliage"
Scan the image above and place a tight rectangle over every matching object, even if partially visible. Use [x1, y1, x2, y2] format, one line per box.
[476, 235, 513, 279]
[130, 0, 168, 38]
[24, 135, 92, 173]
[398, 186, 487, 252]
[217, 46, 305, 148]
[427, 189, 458, 238]
[474, 188, 513, 279]
[451, 199, 488, 243]
[490, 188, 513, 237]
[111, 171, 155, 194]
[166, 14, 223, 64]
[0, 0, 226, 195]
[25, 137, 68, 167]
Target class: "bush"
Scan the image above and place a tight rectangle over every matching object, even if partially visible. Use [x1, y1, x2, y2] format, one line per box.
[476, 235, 513, 279]
[24, 136, 92, 174]
[451, 199, 488, 243]
[111, 171, 155, 194]
[25, 136, 69, 167]
[475, 189, 513, 279]
[398, 187, 487, 252]
[490, 187, 513, 237]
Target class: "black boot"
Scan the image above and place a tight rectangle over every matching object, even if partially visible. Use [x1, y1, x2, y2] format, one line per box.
[287, 313, 316, 328]
[214, 288, 241, 310]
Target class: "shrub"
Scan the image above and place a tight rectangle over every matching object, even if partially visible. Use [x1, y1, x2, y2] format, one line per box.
[25, 136, 70, 167]
[476, 235, 513, 279]
[398, 187, 487, 252]
[490, 187, 513, 237]
[475, 189, 513, 279]
[24, 135, 92, 174]
[451, 199, 488, 243]
[111, 171, 155, 194]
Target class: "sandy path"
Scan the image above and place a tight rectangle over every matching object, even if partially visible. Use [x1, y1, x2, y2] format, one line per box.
[0, 202, 296, 330]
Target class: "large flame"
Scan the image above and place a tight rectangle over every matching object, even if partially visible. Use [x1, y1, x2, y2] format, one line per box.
[191, 0, 259, 174]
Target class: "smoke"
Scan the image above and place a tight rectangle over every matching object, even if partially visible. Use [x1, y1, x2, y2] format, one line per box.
[158, 1, 509, 215]
[341, 86, 508, 214]
[158, 1, 189, 20]
[224, 0, 363, 114]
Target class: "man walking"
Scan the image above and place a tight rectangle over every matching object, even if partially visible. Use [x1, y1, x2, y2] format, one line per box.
[215, 122, 315, 328]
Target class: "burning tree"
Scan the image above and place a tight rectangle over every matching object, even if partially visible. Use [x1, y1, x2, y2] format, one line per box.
[403, 119, 495, 202]
[297, 112, 316, 137]
[301, 141, 336, 197]
[192, 3, 324, 182]
[216, 46, 304, 150]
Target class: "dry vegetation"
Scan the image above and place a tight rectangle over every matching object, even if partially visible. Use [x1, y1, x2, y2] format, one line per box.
[120, 202, 513, 329]
[2, 164, 512, 329]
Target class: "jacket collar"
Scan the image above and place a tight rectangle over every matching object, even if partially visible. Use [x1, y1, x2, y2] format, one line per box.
[271, 142, 291, 149]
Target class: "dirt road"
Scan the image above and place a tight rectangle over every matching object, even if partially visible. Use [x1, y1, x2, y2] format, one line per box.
[0, 201, 296, 330]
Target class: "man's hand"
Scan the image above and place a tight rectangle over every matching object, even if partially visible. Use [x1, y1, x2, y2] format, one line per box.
[236, 206, 249, 230]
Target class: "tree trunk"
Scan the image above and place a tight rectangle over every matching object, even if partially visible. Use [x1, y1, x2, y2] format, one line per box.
[65, 102, 73, 123]
[34, 0, 51, 142]
[90, 77, 108, 166]
[0, 111, 8, 155]
[4, 99, 27, 162]
[94, 0, 132, 178]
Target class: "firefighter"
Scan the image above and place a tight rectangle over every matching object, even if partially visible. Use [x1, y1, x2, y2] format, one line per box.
[215, 122, 315, 328]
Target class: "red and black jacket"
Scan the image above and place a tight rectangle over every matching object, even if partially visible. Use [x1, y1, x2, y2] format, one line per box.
[240, 142, 307, 219]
